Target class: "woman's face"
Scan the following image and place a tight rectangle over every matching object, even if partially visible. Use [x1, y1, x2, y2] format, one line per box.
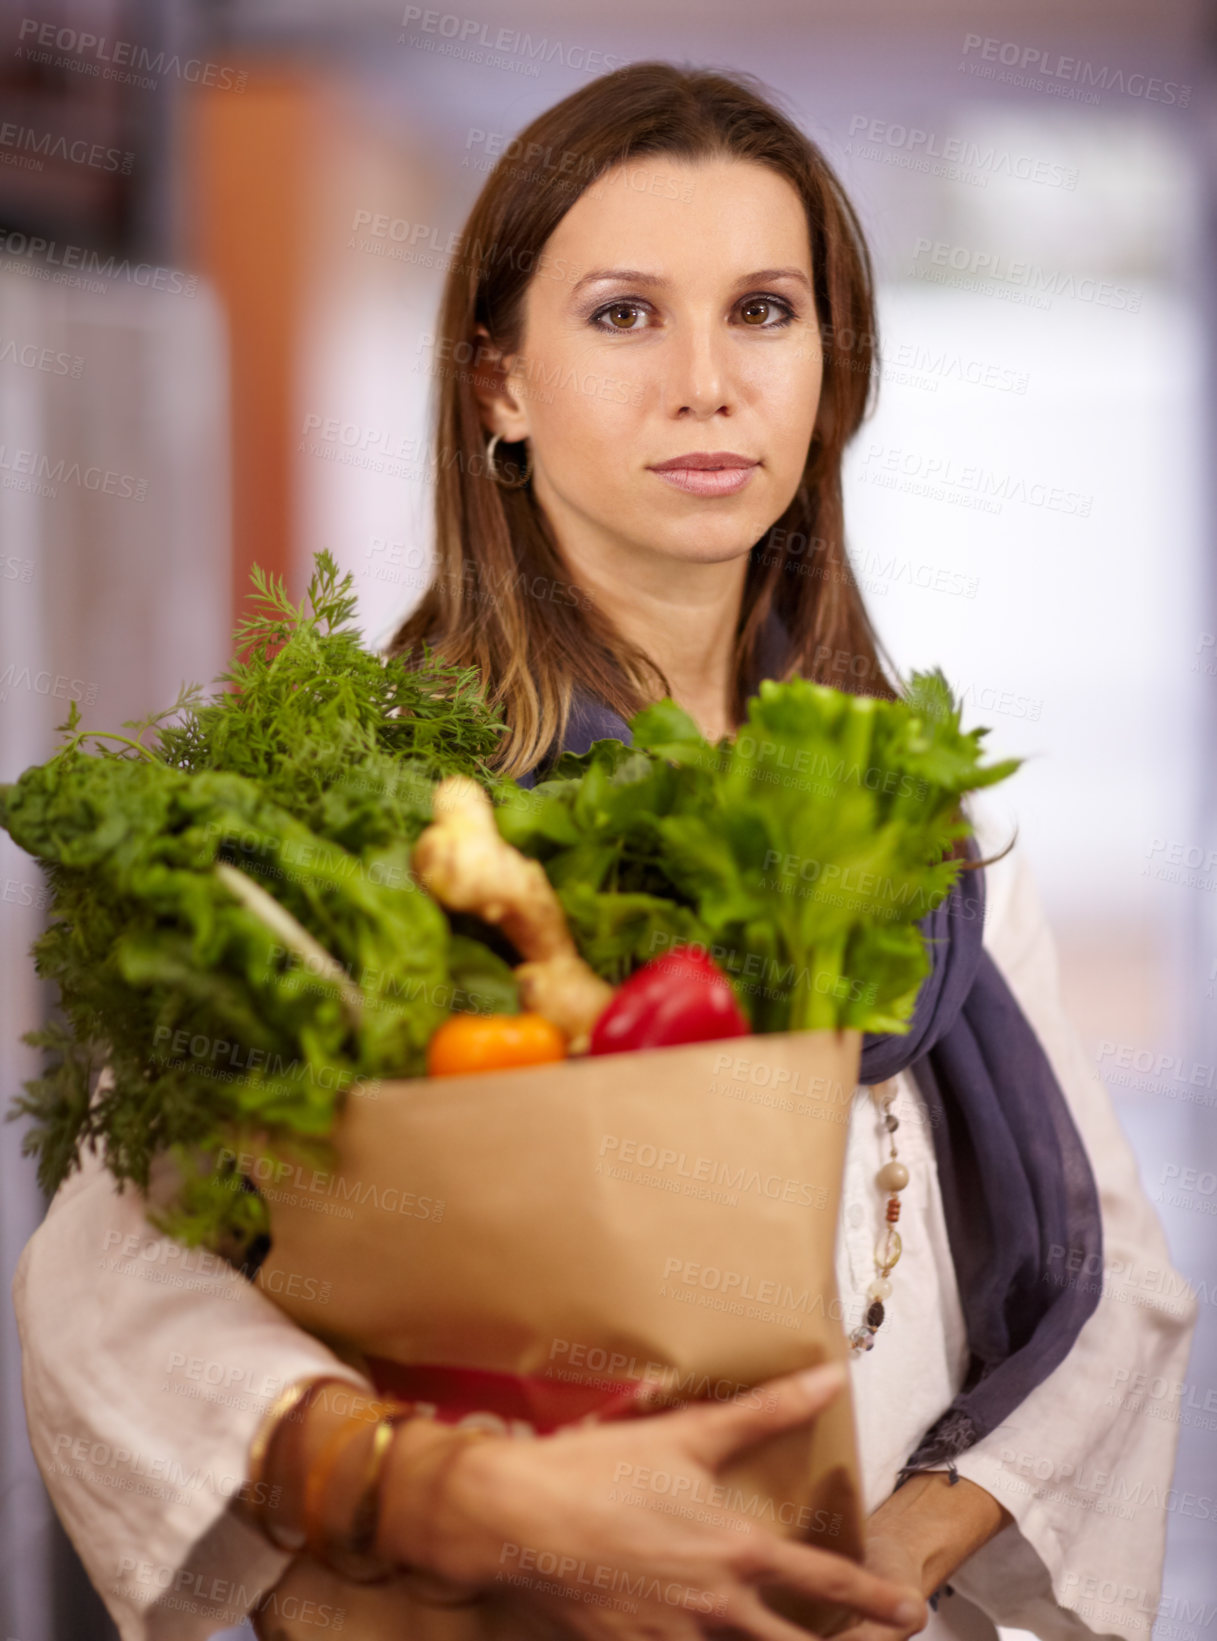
[488, 155, 824, 574]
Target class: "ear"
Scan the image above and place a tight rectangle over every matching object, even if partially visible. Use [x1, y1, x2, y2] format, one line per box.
[471, 324, 530, 442]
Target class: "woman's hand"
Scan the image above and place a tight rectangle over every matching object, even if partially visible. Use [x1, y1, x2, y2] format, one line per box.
[828, 1531, 928, 1641]
[376, 1362, 929, 1640]
[831, 1472, 1013, 1641]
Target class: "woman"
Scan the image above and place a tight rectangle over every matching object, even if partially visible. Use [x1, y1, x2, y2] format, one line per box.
[12, 62, 1195, 1641]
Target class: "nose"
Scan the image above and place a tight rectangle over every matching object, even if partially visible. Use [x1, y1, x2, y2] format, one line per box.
[664, 313, 735, 420]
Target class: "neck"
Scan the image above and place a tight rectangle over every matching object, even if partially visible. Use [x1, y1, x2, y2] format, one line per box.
[553, 532, 750, 743]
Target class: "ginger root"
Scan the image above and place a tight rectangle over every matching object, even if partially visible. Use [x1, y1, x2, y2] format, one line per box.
[412, 776, 613, 1053]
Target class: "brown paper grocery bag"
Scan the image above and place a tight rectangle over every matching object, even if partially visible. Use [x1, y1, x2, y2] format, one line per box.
[251, 1029, 865, 1640]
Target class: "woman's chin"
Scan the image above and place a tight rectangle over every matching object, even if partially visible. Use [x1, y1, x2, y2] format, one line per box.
[653, 533, 768, 566]
[629, 509, 771, 561]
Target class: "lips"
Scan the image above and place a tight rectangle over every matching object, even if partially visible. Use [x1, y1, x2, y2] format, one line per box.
[648, 451, 759, 498]
[649, 452, 758, 471]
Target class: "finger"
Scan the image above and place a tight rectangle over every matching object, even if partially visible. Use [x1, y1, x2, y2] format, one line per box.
[829, 1626, 904, 1641]
[827, 1624, 921, 1641]
[682, 1362, 847, 1470]
[721, 1585, 827, 1641]
[761, 1539, 926, 1634]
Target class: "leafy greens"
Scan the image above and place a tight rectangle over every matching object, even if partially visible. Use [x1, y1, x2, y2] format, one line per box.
[496, 674, 1019, 1034]
[0, 552, 517, 1252]
[1, 550, 1020, 1255]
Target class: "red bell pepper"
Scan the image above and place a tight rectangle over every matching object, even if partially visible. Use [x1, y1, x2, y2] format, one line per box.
[588, 947, 750, 1055]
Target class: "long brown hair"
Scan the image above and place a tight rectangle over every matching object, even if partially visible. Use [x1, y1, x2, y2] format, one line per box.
[385, 62, 1005, 870]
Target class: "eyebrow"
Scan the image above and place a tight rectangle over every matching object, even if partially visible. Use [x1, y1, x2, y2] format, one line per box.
[569, 265, 813, 298]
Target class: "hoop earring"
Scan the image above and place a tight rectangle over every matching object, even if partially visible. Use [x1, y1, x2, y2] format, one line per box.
[485, 432, 532, 489]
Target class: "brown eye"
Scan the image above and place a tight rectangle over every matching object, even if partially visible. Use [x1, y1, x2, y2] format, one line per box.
[590, 299, 648, 332]
[741, 298, 775, 325]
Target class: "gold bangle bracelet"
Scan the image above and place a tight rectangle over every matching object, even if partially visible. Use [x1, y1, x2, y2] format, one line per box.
[245, 1374, 367, 1554]
[302, 1415, 376, 1566]
[317, 1408, 416, 1584]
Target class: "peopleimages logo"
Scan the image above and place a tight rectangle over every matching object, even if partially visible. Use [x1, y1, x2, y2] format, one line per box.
[844, 115, 1078, 189]
[959, 34, 1190, 107]
[0, 227, 198, 294]
[911, 238, 1141, 313]
[398, 7, 626, 74]
[0, 121, 133, 173]
[15, 18, 248, 91]
[0, 445, 147, 502]
[860, 442, 1093, 517]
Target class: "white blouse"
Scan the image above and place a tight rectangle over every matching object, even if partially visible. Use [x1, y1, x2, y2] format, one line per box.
[11, 794, 1197, 1641]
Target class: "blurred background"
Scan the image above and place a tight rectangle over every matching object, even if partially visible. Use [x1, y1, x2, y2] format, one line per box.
[0, 0, 1214, 1635]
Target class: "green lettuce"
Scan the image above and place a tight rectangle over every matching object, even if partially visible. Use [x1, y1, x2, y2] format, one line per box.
[495, 670, 1019, 1033]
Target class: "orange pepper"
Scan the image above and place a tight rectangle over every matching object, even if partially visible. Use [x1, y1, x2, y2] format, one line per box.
[426, 1012, 567, 1077]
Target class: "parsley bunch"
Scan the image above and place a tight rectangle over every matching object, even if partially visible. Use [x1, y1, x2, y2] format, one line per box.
[1, 552, 515, 1253]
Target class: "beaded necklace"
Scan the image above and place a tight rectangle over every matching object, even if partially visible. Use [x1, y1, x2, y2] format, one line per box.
[848, 1078, 909, 1354]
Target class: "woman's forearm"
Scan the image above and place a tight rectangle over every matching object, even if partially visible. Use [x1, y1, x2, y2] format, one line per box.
[243, 1364, 932, 1638]
[246, 1377, 467, 1574]
[868, 1473, 1012, 1595]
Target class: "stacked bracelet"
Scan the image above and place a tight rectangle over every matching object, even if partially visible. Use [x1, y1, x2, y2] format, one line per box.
[246, 1374, 503, 1595]
[245, 1375, 359, 1553]
[302, 1405, 415, 1584]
